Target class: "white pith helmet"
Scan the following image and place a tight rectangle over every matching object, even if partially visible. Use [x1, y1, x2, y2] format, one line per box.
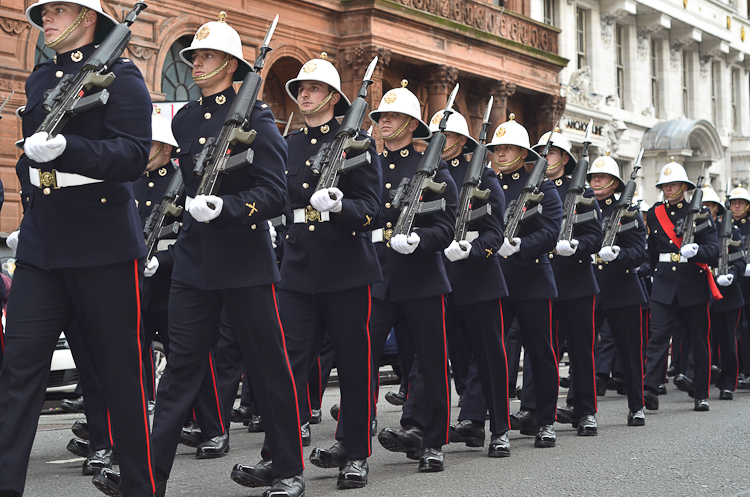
[179, 12, 252, 82]
[26, 0, 118, 45]
[533, 128, 576, 174]
[729, 187, 750, 203]
[701, 186, 724, 215]
[655, 157, 696, 190]
[369, 80, 432, 140]
[151, 110, 177, 148]
[428, 110, 478, 153]
[285, 53, 351, 118]
[587, 152, 625, 193]
[486, 114, 540, 162]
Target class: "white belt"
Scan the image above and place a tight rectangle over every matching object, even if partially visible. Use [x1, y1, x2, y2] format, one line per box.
[372, 228, 390, 243]
[29, 167, 102, 190]
[465, 231, 479, 243]
[659, 253, 687, 263]
[185, 195, 193, 211]
[293, 206, 329, 223]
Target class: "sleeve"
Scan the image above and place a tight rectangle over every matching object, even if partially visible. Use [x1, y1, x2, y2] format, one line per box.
[693, 207, 719, 265]
[413, 161, 458, 254]
[727, 225, 745, 281]
[571, 187, 603, 256]
[463, 168, 505, 261]
[15, 156, 32, 215]
[611, 210, 646, 269]
[54, 62, 152, 183]
[647, 206, 658, 271]
[519, 179, 562, 260]
[331, 135, 382, 232]
[212, 104, 287, 228]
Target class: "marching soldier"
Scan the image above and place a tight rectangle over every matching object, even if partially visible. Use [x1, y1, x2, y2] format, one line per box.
[245, 53, 381, 490]
[370, 81, 458, 472]
[96, 14, 305, 497]
[534, 129, 601, 436]
[728, 187, 750, 389]
[489, 114, 562, 448]
[425, 109, 512, 457]
[589, 153, 648, 426]
[643, 159, 719, 412]
[702, 187, 743, 400]
[0, 0, 156, 495]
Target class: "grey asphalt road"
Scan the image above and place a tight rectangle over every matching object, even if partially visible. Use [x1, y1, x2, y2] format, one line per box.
[23, 367, 750, 497]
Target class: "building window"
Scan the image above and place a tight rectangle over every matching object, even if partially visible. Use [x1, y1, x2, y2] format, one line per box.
[615, 25, 624, 109]
[732, 68, 739, 130]
[161, 36, 201, 102]
[682, 52, 690, 117]
[576, 8, 586, 69]
[34, 32, 55, 66]
[711, 62, 717, 126]
[651, 39, 659, 117]
[544, 0, 555, 25]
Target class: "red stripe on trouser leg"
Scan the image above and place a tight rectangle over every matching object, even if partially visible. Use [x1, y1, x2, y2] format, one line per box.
[638, 305, 645, 403]
[734, 309, 742, 389]
[499, 298, 510, 428]
[133, 260, 155, 492]
[271, 284, 305, 468]
[207, 353, 224, 433]
[441, 295, 450, 445]
[705, 303, 711, 399]
[590, 295, 598, 412]
[107, 408, 113, 446]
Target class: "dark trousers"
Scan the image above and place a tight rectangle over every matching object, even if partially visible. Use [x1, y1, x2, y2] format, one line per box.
[712, 307, 740, 391]
[444, 295, 471, 396]
[450, 298, 509, 435]
[64, 318, 112, 452]
[596, 305, 644, 412]
[276, 287, 373, 460]
[308, 332, 335, 412]
[0, 260, 154, 497]
[369, 295, 450, 449]
[595, 319, 624, 379]
[645, 301, 711, 400]
[504, 299, 559, 425]
[394, 320, 415, 396]
[214, 308, 247, 429]
[553, 296, 597, 416]
[741, 303, 750, 375]
[152, 281, 303, 479]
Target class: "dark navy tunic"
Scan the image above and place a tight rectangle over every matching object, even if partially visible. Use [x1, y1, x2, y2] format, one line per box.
[132, 162, 178, 225]
[712, 221, 745, 313]
[16, 43, 151, 269]
[171, 87, 286, 291]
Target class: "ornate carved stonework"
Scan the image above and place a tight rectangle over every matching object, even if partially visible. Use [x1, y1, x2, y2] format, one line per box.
[566, 66, 603, 109]
[0, 17, 29, 35]
[538, 94, 566, 129]
[129, 45, 156, 60]
[490, 80, 516, 108]
[393, 0, 558, 54]
[427, 65, 458, 94]
[344, 43, 392, 77]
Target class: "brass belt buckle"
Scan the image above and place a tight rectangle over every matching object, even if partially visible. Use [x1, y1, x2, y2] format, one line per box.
[40, 169, 57, 195]
[305, 205, 321, 223]
[383, 228, 393, 242]
[671, 253, 680, 263]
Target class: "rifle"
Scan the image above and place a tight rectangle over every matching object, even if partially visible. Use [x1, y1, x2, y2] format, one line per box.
[674, 164, 710, 244]
[0, 92, 14, 120]
[193, 15, 279, 208]
[19, 1, 148, 148]
[558, 119, 597, 242]
[389, 85, 457, 239]
[717, 208, 743, 277]
[453, 96, 492, 245]
[144, 167, 185, 260]
[503, 118, 560, 244]
[601, 149, 642, 248]
[282, 112, 294, 137]
[309, 57, 378, 199]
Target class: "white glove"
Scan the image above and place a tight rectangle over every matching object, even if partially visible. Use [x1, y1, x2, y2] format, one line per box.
[745, 263, 750, 277]
[24, 132, 66, 163]
[391, 232, 420, 254]
[680, 243, 699, 259]
[144, 256, 159, 277]
[444, 240, 471, 262]
[717, 274, 734, 287]
[498, 237, 521, 257]
[599, 245, 620, 262]
[310, 187, 343, 213]
[189, 195, 223, 222]
[555, 239, 579, 257]
[6, 230, 19, 250]
[268, 220, 277, 248]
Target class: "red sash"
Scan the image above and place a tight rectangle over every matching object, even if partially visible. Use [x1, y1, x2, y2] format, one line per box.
[654, 204, 722, 300]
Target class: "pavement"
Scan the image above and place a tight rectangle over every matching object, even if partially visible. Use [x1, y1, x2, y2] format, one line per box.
[22, 366, 750, 496]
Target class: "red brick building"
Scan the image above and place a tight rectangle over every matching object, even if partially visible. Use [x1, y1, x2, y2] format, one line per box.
[0, 0, 566, 231]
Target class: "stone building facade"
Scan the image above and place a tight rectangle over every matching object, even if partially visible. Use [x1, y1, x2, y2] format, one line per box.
[534, 0, 750, 203]
[0, 0, 567, 231]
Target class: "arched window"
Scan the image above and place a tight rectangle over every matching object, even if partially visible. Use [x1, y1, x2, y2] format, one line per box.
[161, 36, 200, 102]
[34, 32, 55, 66]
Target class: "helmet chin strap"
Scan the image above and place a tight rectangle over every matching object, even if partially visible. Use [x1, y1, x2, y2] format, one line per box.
[45, 6, 88, 49]
[442, 136, 461, 154]
[148, 145, 163, 164]
[666, 183, 686, 199]
[382, 117, 412, 141]
[193, 54, 231, 81]
[546, 156, 565, 171]
[592, 178, 615, 191]
[493, 151, 522, 169]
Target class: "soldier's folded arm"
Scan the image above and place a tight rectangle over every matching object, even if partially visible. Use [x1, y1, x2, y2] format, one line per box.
[329, 137, 382, 232]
